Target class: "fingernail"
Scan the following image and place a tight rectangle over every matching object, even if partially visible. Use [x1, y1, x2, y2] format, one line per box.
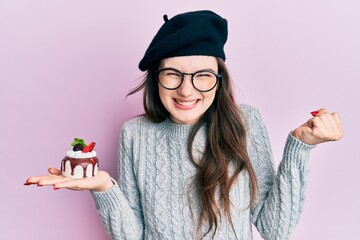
[310, 111, 319, 116]
[53, 187, 59, 190]
[24, 182, 32, 186]
[37, 183, 43, 187]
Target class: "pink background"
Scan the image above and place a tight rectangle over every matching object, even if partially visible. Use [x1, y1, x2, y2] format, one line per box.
[1, 1, 359, 239]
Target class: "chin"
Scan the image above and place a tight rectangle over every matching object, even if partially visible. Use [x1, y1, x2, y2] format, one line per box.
[171, 112, 202, 125]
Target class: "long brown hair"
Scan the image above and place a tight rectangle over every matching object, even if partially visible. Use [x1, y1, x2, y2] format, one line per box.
[127, 58, 258, 239]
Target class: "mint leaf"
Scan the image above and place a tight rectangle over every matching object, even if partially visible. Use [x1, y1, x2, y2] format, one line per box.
[71, 138, 86, 147]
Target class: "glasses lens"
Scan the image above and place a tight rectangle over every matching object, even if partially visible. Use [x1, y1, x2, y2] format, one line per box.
[158, 69, 183, 89]
[193, 71, 218, 91]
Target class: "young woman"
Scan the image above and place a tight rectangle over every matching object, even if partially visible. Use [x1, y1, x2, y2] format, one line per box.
[26, 10, 343, 239]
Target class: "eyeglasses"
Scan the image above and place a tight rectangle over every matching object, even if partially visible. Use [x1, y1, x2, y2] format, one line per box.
[155, 68, 221, 92]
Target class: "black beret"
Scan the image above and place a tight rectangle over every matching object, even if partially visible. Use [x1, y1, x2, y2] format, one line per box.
[138, 10, 228, 71]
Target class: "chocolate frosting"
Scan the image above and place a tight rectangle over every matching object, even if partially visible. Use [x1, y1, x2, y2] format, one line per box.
[61, 156, 99, 178]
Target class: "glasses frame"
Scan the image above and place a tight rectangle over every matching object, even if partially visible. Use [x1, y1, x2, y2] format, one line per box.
[155, 67, 222, 92]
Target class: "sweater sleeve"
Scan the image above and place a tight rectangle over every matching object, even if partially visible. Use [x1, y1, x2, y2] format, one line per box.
[243, 105, 315, 240]
[90, 126, 144, 240]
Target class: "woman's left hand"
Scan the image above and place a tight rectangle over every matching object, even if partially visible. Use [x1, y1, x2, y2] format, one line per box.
[292, 108, 343, 145]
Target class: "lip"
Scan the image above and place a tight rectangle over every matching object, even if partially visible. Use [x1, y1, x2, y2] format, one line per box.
[173, 98, 200, 110]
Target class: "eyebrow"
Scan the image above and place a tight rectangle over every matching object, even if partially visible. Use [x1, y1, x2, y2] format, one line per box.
[162, 67, 218, 73]
[200, 68, 217, 72]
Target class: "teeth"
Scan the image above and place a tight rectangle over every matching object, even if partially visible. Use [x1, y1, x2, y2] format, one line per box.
[176, 100, 197, 106]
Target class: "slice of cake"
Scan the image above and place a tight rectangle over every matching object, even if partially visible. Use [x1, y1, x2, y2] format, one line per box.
[61, 138, 99, 179]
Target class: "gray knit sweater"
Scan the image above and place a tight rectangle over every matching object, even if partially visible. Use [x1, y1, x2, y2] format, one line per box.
[91, 104, 315, 240]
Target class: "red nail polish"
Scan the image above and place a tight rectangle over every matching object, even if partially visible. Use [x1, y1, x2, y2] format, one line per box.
[37, 183, 43, 187]
[54, 187, 59, 190]
[24, 182, 32, 186]
[310, 111, 319, 116]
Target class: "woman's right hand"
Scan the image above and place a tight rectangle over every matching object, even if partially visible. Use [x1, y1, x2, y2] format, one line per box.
[25, 168, 114, 192]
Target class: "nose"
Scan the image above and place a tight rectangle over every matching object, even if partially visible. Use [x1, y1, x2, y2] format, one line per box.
[177, 74, 194, 96]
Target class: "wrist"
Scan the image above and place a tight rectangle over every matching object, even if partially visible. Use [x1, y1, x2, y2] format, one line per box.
[94, 178, 114, 192]
[291, 129, 301, 140]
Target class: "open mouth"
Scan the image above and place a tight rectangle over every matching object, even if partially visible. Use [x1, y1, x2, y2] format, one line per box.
[175, 99, 198, 106]
[173, 99, 200, 109]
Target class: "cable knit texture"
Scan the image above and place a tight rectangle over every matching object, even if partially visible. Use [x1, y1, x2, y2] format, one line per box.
[91, 104, 315, 239]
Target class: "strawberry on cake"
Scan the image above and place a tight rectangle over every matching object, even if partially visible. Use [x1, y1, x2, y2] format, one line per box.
[61, 138, 99, 179]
